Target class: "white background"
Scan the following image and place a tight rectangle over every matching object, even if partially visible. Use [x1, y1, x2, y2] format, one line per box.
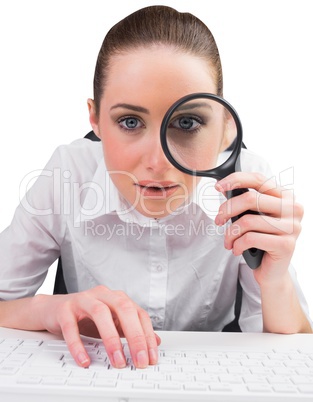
[0, 0, 312, 313]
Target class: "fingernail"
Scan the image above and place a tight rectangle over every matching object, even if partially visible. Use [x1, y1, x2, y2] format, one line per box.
[215, 212, 223, 226]
[154, 333, 161, 345]
[136, 350, 148, 368]
[77, 352, 89, 367]
[215, 182, 224, 192]
[149, 348, 158, 364]
[113, 350, 126, 368]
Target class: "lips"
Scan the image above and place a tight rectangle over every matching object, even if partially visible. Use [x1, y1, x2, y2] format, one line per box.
[135, 180, 179, 198]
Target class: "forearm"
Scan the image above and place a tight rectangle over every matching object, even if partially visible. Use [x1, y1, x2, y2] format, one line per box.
[261, 273, 312, 334]
[0, 294, 50, 331]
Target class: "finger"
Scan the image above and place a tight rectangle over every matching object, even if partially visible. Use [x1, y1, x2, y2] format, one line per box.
[81, 299, 126, 369]
[224, 214, 300, 250]
[107, 291, 150, 368]
[231, 231, 296, 261]
[216, 191, 286, 226]
[59, 312, 91, 368]
[137, 308, 159, 365]
[216, 172, 284, 198]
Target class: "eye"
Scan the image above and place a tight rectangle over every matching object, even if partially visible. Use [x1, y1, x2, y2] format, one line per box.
[118, 116, 144, 131]
[169, 115, 203, 132]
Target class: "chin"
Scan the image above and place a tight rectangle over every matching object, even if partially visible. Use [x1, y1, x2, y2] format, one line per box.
[136, 200, 185, 219]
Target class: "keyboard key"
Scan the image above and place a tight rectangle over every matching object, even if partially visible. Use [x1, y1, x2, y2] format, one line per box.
[158, 381, 182, 390]
[268, 353, 289, 361]
[227, 366, 250, 375]
[197, 358, 219, 366]
[42, 376, 67, 385]
[243, 375, 267, 384]
[70, 370, 95, 379]
[184, 382, 207, 391]
[1, 339, 22, 346]
[184, 351, 207, 359]
[145, 372, 167, 381]
[246, 352, 267, 360]
[67, 378, 92, 386]
[94, 379, 117, 388]
[31, 350, 64, 368]
[298, 385, 313, 394]
[32, 359, 64, 368]
[120, 371, 144, 381]
[291, 375, 313, 385]
[296, 368, 313, 376]
[219, 374, 242, 384]
[96, 371, 119, 379]
[209, 383, 233, 392]
[17, 375, 41, 384]
[158, 364, 181, 373]
[162, 351, 183, 358]
[175, 358, 197, 365]
[0, 344, 19, 352]
[194, 374, 219, 383]
[219, 359, 240, 366]
[247, 384, 272, 392]
[273, 367, 294, 375]
[0, 366, 19, 375]
[21, 339, 43, 347]
[204, 366, 227, 374]
[183, 365, 204, 374]
[116, 381, 134, 389]
[133, 380, 155, 389]
[273, 385, 297, 393]
[267, 375, 291, 384]
[227, 352, 247, 360]
[170, 373, 193, 382]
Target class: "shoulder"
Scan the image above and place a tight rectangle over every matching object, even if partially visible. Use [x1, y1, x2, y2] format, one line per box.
[54, 138, 103, 166]
[45, 138, 104, 182]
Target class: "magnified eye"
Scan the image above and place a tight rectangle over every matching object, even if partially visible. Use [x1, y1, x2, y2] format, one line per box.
[169, 115, 203, 132]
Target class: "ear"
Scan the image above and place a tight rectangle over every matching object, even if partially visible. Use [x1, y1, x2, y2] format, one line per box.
[87, 99, 101, 139]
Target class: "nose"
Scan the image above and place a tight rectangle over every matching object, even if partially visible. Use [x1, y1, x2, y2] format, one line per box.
[143, 128, 172, 174]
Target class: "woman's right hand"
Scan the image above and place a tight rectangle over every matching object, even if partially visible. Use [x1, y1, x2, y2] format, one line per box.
[36, 285, 161, 369]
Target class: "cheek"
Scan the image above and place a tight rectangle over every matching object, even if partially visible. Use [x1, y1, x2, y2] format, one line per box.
[101, 134, 138, 172]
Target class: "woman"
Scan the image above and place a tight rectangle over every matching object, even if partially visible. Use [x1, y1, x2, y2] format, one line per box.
[0, 5, 311, 370]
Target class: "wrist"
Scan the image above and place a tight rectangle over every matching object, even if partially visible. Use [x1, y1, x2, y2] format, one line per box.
[32, 294, 53, 330]
[258, 272, 292, 293]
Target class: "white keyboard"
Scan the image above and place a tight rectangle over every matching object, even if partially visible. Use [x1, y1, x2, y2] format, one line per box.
[1, 337, 313, 400]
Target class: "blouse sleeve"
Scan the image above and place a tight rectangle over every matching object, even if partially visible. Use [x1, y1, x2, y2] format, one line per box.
[0, 146, 67, 300]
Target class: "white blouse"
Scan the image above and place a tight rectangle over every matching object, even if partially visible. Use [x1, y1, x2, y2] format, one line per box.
[0, 139, 311, 332]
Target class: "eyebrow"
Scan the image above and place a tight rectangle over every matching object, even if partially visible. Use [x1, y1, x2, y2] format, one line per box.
[175, 102, 213, 112]
[110, 103, 149, 114]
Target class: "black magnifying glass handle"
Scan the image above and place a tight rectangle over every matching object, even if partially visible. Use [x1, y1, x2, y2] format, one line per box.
[225, 188, 264, 269]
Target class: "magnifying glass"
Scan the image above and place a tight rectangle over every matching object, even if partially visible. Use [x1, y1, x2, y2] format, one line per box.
[160, 93, 264, 269]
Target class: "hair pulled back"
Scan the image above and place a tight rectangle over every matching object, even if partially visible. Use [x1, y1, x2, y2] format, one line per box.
[93, 5, 223, 115]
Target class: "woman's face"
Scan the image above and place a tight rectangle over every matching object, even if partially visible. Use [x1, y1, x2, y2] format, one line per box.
[89, 45, 218, 219]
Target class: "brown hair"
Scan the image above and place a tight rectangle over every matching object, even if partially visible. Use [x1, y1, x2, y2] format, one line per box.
[93, 5, 223, 115]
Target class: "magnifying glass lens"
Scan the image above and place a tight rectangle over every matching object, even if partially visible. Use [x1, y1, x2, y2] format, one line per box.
[165, 98, 237, 172]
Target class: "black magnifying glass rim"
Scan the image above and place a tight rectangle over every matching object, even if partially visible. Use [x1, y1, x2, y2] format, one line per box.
[160, 93, 243, 180]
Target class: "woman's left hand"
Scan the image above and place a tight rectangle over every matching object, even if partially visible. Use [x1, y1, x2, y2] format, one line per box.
[215, 172, 304, 286]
